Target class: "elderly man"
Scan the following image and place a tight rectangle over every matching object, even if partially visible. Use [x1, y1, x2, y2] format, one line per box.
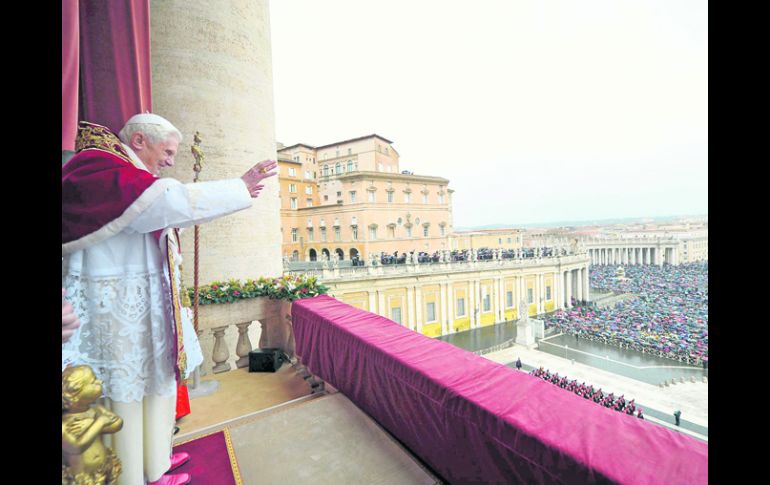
[62, 113, 277, 485]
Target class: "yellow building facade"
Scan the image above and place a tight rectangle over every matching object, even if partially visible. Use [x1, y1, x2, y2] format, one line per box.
[278, 135, 454, 262]
[303, 253, 590, 338]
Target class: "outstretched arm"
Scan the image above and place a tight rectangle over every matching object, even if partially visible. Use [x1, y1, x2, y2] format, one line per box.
[126, 160, 278, 234]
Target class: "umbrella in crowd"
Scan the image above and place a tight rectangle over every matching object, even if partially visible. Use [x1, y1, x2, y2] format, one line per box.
[545, 262, 708, 364]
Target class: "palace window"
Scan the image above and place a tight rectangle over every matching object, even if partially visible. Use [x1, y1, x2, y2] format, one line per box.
[440, 226, 446, 237]
[406, 227, 412, 238]
[306, 199, 313, 207]
[307, 227, 314, 241]
[483, 294, 491, 312]
[352, 226, 358, 240]
[291, 228, 298, 242]
[546, 286, 552, 300]
[426, 302, 436, 322]
[439, 194, 444, 204]
[391, 307, 402, 324]
[334, 227, 341, 241]
[347, 160, 354, 172]
[288, 167, 296, 177]
[290, 198, 297, 209]
[369, 227, 377, 240]
[289, 184, 296, 193]
[368, 191, 375, 203]
[350, 191, 357, 203]
[423, 194, 428, 204]
[388, 191, 394, 203]
[305, 170, 311, 179]
[527, 288, 534, 304]
[423, 226, 429, 237]
[323, 165, 329, 176]
[405, 193, 411, 203]
[506, 291, 513, 308]
[321, 227, 327, 242]
[456, 298, 466, 317]
[335, 162, 341, 174]
[305, 186, 313, 194]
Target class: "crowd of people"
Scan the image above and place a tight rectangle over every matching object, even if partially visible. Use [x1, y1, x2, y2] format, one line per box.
[531, 367, 644, 419]
[376, 246, 569, 265]
[544, 262, 708, 366]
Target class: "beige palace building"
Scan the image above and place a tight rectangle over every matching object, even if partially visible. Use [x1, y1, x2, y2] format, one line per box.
[278, 135, 454, 262]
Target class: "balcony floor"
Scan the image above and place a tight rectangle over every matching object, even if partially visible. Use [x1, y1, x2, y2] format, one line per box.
[174, 365, 440, 484]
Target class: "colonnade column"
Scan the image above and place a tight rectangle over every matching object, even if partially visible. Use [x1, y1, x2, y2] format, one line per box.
[446, 284, 454, 331]
[378, 290, 386, 318]
[414, 286, 423, 333]
[406, 285, 415, 330]
[368, 291, 377, 315]
[565, 270, 573, 308]
[440, 283, 449, 335]
[536, 274, 543, 314]
[519, 276, 526, 318]
[575, 269, 582, 303]
[583, 267, 590, 303]
[496, 277, 504, 322]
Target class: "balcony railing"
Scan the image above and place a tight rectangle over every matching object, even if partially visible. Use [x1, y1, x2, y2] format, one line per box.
[287, 252, 589, 281]
[288, 295, 708, 484]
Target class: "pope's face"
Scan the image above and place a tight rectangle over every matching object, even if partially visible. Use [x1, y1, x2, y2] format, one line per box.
[139, 136, 179, 176]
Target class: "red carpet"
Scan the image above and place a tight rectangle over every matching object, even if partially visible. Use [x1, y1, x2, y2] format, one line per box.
[173, 429, 242, 485]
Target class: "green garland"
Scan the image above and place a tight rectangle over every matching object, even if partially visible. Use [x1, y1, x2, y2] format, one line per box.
[189, 274, 329, 305]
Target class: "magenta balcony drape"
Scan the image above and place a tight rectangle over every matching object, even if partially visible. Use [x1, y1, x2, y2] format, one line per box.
[292, 295, 708, 484]
[76, 0, 153, 135]
[62, 0, 80, 151]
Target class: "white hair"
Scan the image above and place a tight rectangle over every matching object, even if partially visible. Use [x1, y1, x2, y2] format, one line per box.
[118, 113, 183, 145]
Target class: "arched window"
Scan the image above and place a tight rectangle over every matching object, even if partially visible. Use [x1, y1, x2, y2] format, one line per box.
[335, 162, 341, 174]
[309, 248, 317, 261]
[323, 165, 329, 176]
[349, 248, 359, 260]
[335, 248, 344, 260]
[292, 250, 299, 261]
[322, 248, 330, 259]
[347, 160, 354, 172]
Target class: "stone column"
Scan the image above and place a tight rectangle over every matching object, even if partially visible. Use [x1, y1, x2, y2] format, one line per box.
[447, 283, 454, 329]
[518, 276, 526, 318]
[368, 291, 377, 315]
[468, 280, 476, 328]
[535, 274, 543, 314]
[565, 270, 573, 308]
[378, 290, 386, 318]
[440, 283, 449, 335]
[583, 267, 590, 303]
[496, 277, 504, 322]
[554, 271, 561, 310]
[415, 285, 423, 333]
[406, 285, 415, 329]
[576, 268, 583, 303]
[151, 0, 282, 286]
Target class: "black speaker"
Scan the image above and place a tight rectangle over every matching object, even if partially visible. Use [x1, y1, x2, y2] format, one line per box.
[248, 348, 284, 372]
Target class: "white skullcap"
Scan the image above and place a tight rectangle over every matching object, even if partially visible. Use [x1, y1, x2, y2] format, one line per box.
[124, 112, 178, 132]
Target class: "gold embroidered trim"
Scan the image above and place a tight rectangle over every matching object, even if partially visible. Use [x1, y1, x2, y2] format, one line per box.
[224, 428, 244, 485]
[167, 235, 187, 378]
[75, 121, 132, 163]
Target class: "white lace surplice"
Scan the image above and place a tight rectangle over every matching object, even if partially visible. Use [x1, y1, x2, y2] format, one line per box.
[62, 178, 252, 403]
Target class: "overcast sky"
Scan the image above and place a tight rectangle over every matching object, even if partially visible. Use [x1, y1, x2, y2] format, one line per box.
[270, 0, 707, 228]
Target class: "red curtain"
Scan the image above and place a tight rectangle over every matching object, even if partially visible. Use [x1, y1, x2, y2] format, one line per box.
[62, 0, 80, 151]
[63, 0, 153, 140]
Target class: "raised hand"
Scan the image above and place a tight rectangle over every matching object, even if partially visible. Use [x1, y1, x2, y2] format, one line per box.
[241, 159, 278, 197]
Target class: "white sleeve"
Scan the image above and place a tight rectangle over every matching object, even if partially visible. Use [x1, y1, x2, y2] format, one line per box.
[127, 178, 253, 234]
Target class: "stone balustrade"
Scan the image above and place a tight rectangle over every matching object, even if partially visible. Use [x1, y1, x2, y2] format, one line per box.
[194, 297, 295, 375]
[289, 253, 588, 282]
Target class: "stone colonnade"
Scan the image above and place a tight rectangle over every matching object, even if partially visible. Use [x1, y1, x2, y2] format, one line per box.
[587, 245, 679, 266]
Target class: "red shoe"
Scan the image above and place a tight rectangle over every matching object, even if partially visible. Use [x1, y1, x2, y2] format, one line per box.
[147, 472, 191, 485]
[168, 452, 190, 472]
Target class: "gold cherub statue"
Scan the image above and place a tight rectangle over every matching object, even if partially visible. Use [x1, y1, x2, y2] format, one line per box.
[62, 365, 123, 485]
